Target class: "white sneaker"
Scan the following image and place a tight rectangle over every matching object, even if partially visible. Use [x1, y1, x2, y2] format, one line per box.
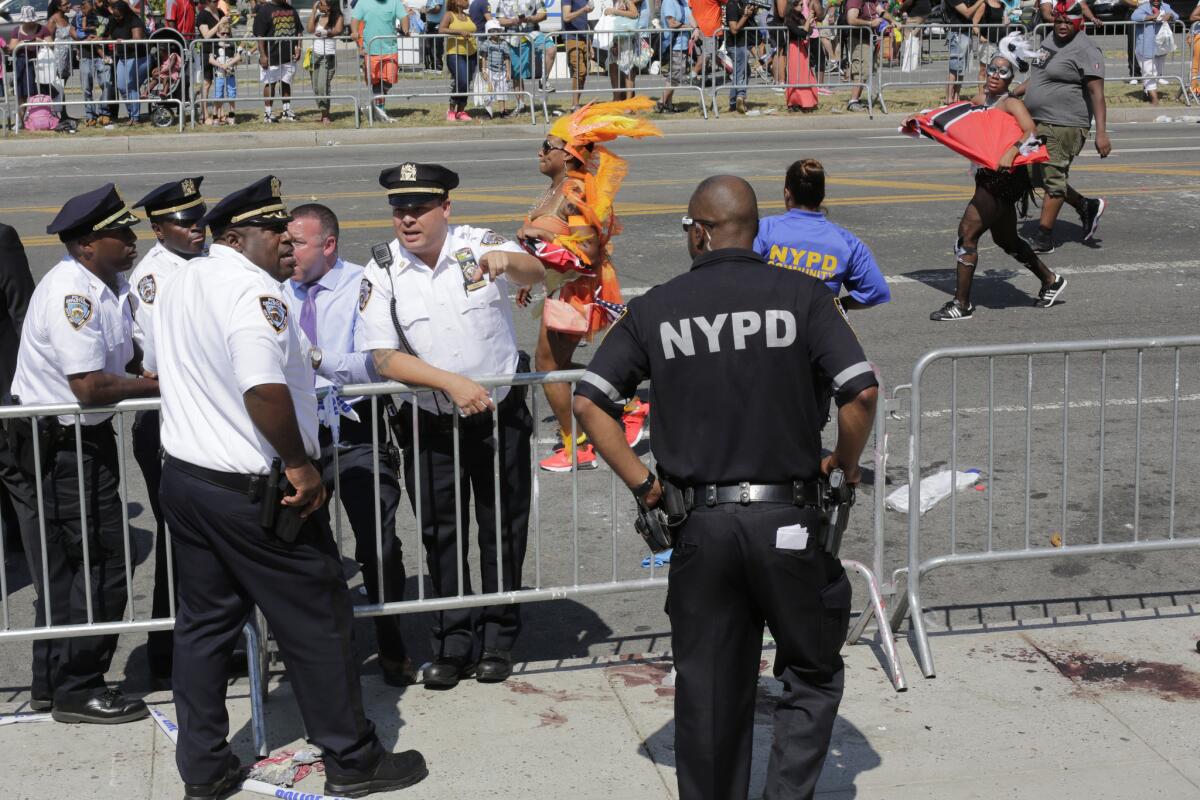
[373, 105, 392, 122]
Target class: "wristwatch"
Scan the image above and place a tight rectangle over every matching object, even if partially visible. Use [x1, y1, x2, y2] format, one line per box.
[309, 347, 323, 371]
[630, 470, 657, 501]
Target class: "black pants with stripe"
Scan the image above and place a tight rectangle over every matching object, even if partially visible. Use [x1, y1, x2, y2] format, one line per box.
[400, 392, 532, 660]
[160, 461, 385, 785]
[667, 502, 850, 800]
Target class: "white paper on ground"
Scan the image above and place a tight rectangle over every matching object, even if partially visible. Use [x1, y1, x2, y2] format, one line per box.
[775, 524, 810, 550]
[885, 469, 980, 515]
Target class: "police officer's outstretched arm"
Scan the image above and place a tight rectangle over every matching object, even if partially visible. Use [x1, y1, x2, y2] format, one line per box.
[808, 290, 878, 483]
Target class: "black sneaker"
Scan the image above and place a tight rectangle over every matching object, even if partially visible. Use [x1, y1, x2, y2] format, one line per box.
[1027, 229, 1056, 254]
[279, 109, 297, 122]
[847, 100, 867, 112]
[1035, 275, 1067, 308]
[929, 299, 975, 321]
[51, 688, 149, 724]
[325, 750, 429, 798]
[1079, 197, 1106, 241]
[262, 112, 277, 124]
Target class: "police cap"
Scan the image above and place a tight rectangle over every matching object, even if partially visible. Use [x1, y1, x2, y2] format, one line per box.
[202, 175, 292, 235]
[46, 183, 141, 243]
[134, 176, 207, 224]
[379, 163, 459, 208]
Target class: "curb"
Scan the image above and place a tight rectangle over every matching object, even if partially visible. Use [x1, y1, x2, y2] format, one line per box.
[1, 106, 1190, 158]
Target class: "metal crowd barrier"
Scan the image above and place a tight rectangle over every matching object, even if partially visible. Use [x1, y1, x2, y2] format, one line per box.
[1031, 20, 1194, 106]
[187, 34, 364, 127]
[875, 22, 1027, 114]
[8, 38, 188, 133]
[890, 336, 1200, 679]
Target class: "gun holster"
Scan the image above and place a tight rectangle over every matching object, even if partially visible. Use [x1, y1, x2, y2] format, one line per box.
[820, 469, 856, 558]
[258, 458, 306, 544]
[4, 413, 61, 479]
[634, 472, 689, 554]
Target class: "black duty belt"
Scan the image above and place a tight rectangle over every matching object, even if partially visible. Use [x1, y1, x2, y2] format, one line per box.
[681, 480, 823, 512]
[164, 455, 268, 502]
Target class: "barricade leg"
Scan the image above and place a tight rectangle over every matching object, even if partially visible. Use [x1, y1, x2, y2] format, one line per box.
[242, 619, 269, 758]
[842, 559, 907, 692]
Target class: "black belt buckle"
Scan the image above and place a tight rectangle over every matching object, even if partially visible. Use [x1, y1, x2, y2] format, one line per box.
[704, 484, 717, 507]
[738, 481, 751, 505]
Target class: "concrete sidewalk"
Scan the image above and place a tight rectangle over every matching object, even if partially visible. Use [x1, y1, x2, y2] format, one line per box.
[4, 604, 1200, 800]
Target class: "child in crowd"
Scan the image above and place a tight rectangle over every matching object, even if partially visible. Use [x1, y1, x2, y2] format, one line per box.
[479, 19, 513, 118]
[209, 16, 240, 124]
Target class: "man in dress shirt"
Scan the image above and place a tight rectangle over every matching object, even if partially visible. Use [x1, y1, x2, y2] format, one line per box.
[285, 202, 416, 687]
[129, 176, 208, 685]
[3, 185, 158, 723]
[358, 162, 544, 689]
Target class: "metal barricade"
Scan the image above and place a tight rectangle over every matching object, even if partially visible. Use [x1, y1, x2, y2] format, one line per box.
[890, 336, 1200, 679]
[9, 38, 187, 133]
[187, 35, 363, 127]
[705, 23, 876, 118]
[876, 22, 1027, 114]
[1031, 19, 1193, 105]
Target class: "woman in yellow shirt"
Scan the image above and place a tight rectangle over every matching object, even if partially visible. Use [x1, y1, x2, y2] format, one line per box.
[439, 0, 478, 121]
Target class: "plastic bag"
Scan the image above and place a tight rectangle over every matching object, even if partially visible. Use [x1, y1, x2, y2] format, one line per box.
[885, 469, 980, 514]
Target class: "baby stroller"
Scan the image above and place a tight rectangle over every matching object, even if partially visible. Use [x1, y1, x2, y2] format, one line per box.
[140, 27, 188, 128]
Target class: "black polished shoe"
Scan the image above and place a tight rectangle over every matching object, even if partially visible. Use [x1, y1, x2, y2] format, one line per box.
[475, 649, 513, 683]
[380, 656, 419, 688]
[422, 655, 475, 689]
[183, 759, 244, 800]
[324, 750, 428, 798]
[51, 688, 149, 724]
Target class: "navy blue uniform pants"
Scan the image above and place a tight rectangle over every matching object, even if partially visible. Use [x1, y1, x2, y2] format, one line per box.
[667, 503, 850, 800]
[401, 394, 532, 660]
[0, 421, 130, 703]
[160, 460, 385, 785]
[321, 407, 408, 664]
[131, 409, 174, 674]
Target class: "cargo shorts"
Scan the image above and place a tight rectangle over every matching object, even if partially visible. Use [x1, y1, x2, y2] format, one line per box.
[1034, 122, 1087, 198]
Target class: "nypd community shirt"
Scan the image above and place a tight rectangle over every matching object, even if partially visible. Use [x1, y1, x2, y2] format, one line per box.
[575, 248, 878, 486]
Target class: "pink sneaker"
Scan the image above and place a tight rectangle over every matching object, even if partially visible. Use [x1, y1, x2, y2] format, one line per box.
[622, 401, 650, 447]
[817, 87, 833, 96]
[446, 110, 457, 121]
[455, 110, 471, 121]
[539, 444, 598, 472]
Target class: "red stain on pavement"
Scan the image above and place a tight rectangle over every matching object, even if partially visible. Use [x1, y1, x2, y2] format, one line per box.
[537, 710, 567, 728]
[1021, 637, 1200, 702]
[606, 661, 672, 689]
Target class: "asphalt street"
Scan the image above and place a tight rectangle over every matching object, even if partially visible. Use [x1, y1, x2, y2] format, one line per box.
[1, 121, 1198, 702]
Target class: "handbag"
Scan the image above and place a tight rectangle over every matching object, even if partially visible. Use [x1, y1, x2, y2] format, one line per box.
[302, 47, 313, 70]
[1155, 22, 1177, 56]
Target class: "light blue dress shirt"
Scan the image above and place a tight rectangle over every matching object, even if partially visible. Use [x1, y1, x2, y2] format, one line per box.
[286, 258, 378, 392]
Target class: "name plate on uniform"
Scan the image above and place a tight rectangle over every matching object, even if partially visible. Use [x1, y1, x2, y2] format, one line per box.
[455, 248, 488, 293]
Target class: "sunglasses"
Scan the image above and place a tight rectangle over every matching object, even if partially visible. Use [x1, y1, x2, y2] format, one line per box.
[985, 64, 1013, 79]
[540, 139, 568, 155]
[681, 215, 717, 233]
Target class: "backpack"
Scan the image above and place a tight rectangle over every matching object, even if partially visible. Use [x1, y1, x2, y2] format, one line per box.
[23, 94, 61, 131]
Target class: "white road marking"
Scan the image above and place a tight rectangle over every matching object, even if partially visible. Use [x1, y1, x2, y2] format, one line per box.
[915, 393, 1200, 419]
[620, 260, 1200, 296]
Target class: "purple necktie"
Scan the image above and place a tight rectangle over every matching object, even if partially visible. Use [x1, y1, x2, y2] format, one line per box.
[300, 282, 326, 346]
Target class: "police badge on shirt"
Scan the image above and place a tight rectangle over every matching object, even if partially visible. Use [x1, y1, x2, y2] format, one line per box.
[358, 278, 373, 312]
[64, 294, 94, 330]
[259, 295, 289, 333]
[137, 274, 158, 305]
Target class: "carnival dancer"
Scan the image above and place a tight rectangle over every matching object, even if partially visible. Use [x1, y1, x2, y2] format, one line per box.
[903, 34, 1066, 322]
[519, 97, 661, 472]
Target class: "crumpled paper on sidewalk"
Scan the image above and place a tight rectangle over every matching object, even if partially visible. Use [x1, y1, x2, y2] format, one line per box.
[247, 748, 325, 787]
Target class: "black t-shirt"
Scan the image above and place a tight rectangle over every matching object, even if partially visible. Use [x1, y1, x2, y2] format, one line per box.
[904, 0, 932, 18]
[195, 8, 222, 68]
[252, 1, 303, 64]
[945, 0, 974, 27]
[574, 248, 878, 485]
[725, 0, 751, 47]
[108, 9, 147, 61]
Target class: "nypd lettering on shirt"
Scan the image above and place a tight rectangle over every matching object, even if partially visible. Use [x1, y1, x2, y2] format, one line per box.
[659, 310, 797, 359]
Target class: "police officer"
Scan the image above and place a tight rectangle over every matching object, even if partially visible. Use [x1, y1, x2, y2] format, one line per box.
[754, 158, 891, 312]
[573, 176, 879, 800]
[150, 176, 427, 799]
[2, 185, 159, 723]
[358, 163, 545, 689]
[128, 176, 208, 683]
[284, 202, 416, 687]
[1, 223, 34, 558]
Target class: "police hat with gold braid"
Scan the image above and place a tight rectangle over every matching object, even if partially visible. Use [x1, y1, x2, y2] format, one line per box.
[134, 177, 207, 225]
[202, 175, 292, 235]
[46, 183, 141, 244]
[379, 163, 459, 209]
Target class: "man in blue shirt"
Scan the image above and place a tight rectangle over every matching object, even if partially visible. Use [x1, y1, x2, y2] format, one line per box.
[657, 0, 696, 113]
[285, 203, 417, 687]
[754, 159, 891, 310]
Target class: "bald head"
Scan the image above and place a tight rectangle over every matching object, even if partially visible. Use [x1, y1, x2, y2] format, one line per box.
[687, 176, 759, 255]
